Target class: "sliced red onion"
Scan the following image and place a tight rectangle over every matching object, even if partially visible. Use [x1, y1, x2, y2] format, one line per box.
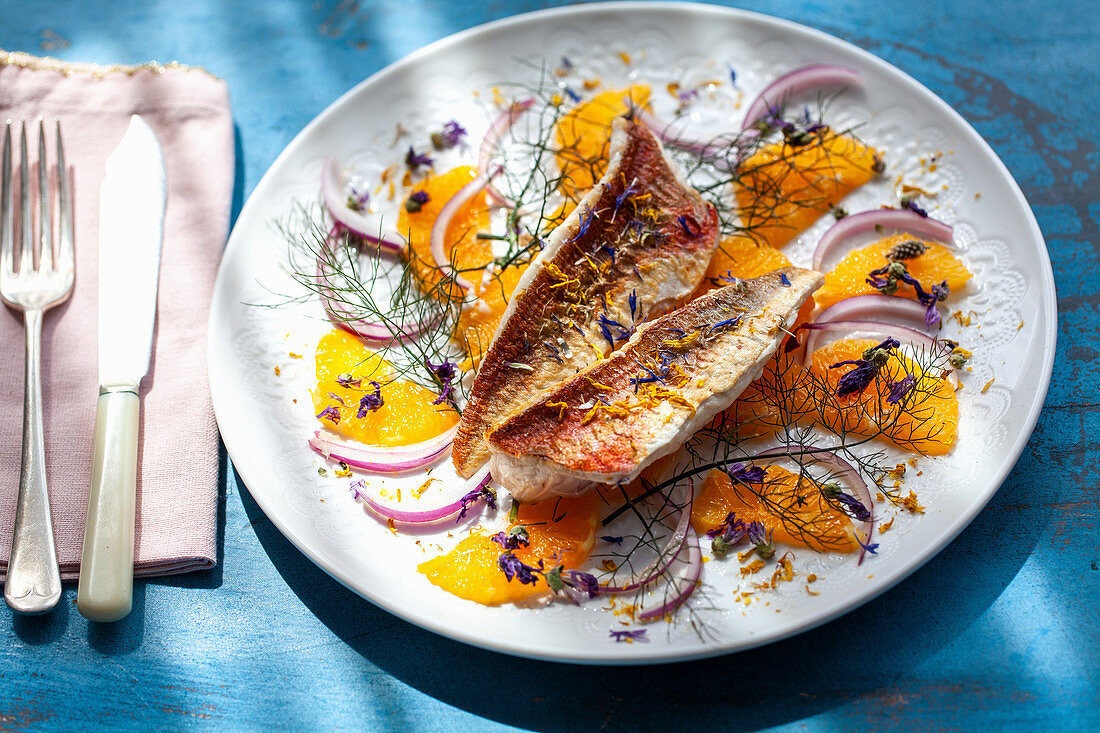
[812, 208, 954, 271]
[353, 465, 493, 525]
[429, 167, 501, 293]
[321, 158, 406, 252]
[799, 318, 955, 367]
[741, 64, 863, 131]
[637, 532, 702, 621]
[478, 98, 534, 208]
[816, 293, 932, 329]
[308, 426, 457, 473]
[600, 482, 694, 594]
[314, 254, 437, 342]
[756, 446, 875, 563]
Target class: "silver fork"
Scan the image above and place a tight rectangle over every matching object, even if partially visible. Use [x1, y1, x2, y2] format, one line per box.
[1, 119, 74, 614]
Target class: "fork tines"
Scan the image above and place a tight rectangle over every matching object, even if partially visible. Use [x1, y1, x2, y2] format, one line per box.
[1, 119, 73, 280]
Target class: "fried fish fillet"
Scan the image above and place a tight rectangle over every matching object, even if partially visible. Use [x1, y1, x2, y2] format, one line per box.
[486, 267, 823, 501]
[452, 116, 720, 477]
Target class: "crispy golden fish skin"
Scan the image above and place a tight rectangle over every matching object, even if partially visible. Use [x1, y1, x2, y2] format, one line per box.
[486, 267, 823, 502]
[452, 116, 720, 477]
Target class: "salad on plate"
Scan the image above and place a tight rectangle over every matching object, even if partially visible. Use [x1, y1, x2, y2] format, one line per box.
[274, 55, 984, 643]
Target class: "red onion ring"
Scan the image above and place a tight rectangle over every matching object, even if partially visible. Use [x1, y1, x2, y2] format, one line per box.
[803, 294, 936, 363]
[599, 482, 694, 595]
[429, 166, 501, 293]
[637, 532, 702, 621]
[321, 158, 406, 252]
[815, 293, 932, 329]
[353, 465, 493, 525]
[478, 98, 534, 208]
[812, 208, 954, 271]
[741, 64, 863, 131]
[308, 426, 457, 474]
[755, 446, 875, 563]
[313, 249, 437, 342]
[799, 318, 955, 368]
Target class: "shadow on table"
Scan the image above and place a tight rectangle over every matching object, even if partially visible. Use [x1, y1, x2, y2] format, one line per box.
[9, 580, 147, 653]
[147, 442, 231, 593]
[240, 436, 1048, 731]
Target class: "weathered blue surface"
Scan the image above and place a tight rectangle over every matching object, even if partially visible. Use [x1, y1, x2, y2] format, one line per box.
[1, 1, 1096, 730]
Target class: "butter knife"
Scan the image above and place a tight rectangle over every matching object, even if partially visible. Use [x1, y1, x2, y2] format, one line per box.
[76, 115, 166, 622]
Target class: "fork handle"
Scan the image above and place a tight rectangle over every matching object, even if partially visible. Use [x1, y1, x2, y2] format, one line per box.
[5, 309, 62, 614]
[77, 385, 139, 622]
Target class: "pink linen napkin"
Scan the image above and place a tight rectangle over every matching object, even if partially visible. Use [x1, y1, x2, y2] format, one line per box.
[0, 51, 233, 581]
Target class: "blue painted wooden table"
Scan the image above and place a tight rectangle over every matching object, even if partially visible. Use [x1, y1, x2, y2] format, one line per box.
[1, 1, 1096, 729]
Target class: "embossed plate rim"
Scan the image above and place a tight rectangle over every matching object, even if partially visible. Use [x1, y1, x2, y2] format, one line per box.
[209, 2, 1057, 663]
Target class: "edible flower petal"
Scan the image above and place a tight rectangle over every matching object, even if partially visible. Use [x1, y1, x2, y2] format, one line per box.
[610, 629, 648, 643]
[565, 570, 600, 599]
[425, 357, 458, 405]
[405, 146, 433, 170]
[356, 381, 384, 417]
[430, 120, 467, 150]
[498, 552, 540, 585]
[887, 373, 917, 404]
[829, 338, 900, 397]
[316, 406, 341, 424]
[491, 525, 531, 550]
[821, 482, 872, 522]
[901, 196, 928, 217]
[728, 463, 766, 485]
[746, 521, 775, 559]
[457, 485, 497, 521]
[405, 190, 430, 213]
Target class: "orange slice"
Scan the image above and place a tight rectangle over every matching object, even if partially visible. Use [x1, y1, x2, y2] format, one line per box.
[554, 85, 651, 208]
[419, 492, 599, 605]
[694, 234, 793, 298]
[312, 329, 457, 447]
[814, 232, 971, 311]
[397, 165, 491, 300]
[730, 335, 959, 455]
[736, 129, 878, 249]
[692, 467, 858, 553]
[806, 338, 958, 454]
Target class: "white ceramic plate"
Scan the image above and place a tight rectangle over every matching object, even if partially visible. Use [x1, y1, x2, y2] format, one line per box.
[208, 2, 1056, 663]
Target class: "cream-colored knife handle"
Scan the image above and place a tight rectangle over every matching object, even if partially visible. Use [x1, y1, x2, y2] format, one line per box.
[77, 387, 139, 622]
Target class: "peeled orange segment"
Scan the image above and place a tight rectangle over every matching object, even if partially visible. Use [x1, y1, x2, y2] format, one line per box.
[419, 492, 599, 605]
[554, 85, 651, 208]
[315, 327, 387, 384]
[419, 532, 526, 605]
[397, 165, 492, 300]
[514, 492, 600, 564]
[814, 233, 972, 311]
[729, 335, 958, 455]
[694, 234, 793, 297]
[736, 128, 878, 249]
[806, 338, 958, 454]
[692, 467, 858, 553]
[312, 330, 457, 447]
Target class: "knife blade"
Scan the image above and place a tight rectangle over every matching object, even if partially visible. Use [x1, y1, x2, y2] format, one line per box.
[77, 115, 166, 623]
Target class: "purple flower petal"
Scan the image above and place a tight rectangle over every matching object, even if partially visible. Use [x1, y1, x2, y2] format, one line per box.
[609, 629, 648, 642]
